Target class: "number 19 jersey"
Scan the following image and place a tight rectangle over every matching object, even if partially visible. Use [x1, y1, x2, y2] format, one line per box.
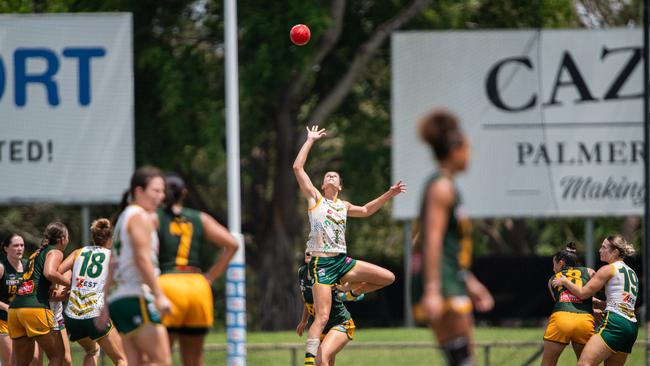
[65, 246, 111, 319]
[605, 261, 638, 322]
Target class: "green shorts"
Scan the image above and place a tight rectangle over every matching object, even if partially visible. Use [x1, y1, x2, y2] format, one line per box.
[308, 254, 356, 285]
[597, 311, 638, 353]
[63, 314, 113, 342]
[108, 296, 161, 336]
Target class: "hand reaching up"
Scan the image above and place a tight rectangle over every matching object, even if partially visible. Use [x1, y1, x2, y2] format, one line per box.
[389, 180, 407, 197]
[306, 125, 326, 141]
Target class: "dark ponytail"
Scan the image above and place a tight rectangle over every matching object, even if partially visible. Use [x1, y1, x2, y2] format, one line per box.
[41, 222, 68, 248]
[553, 241, 580, 268]
[164, 173, 187, 215]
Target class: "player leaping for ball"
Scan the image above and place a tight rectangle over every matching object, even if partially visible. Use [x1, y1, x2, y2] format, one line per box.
[293, 125, 405, 366]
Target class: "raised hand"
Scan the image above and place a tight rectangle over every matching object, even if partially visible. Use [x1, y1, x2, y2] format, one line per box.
[306, 125, 326, 141]
[389, 180, 407, 197]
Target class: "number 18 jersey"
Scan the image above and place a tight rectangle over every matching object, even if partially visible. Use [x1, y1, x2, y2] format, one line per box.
[550, 266, 593, 314]
[65, 246, 111, 319]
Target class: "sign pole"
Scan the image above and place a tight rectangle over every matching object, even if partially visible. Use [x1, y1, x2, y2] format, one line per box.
[225, 1, 246, 365]
[643, 1, 649, 365]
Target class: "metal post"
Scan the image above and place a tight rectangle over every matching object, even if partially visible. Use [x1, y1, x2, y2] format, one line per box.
[483, 344, 490, 366]
[643, 0, 650, 366]
[404, 220, 414, 327]
[225, 1, 246, 365]
[585, 218, 594, 269]
[81, 205, 90, 245]
[291, 345, 298, 366]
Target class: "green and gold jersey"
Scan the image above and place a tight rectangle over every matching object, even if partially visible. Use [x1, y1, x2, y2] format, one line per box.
[0, 257, 26, 320]
[11, 245, 57, 309]
[550, 266, 593, 314]
[158, 208, 205, 273]
[412, 173, 472, 301]
[298, 265, 350, 330]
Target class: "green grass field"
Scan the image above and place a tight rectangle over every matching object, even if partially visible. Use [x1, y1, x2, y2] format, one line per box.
[73, 327, 644, 365]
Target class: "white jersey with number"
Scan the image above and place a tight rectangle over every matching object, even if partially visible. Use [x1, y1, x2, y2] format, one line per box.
[64, 246, 111, 319]
[109, 205, 160, 302]
[306, 196, 347, 253]
[605, 261, 637, 322]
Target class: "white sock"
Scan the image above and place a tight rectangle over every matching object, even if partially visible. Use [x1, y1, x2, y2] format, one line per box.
[305, 338, 320, 355]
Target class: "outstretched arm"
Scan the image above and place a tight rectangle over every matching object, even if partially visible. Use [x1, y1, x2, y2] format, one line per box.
[553, 264, 613, 300]
[346, 181, 406, 218]
[293, 126, 326, 203]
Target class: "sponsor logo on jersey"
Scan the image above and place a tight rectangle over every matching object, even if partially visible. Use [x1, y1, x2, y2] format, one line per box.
[75, 277, 98, 289]
[17, 280, 34, 295]
[559, 291, 581, 303]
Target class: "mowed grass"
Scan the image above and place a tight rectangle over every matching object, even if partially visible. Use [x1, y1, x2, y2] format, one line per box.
[73, 327, 645, 365]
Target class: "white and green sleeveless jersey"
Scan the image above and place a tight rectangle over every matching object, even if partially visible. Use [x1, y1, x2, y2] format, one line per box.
[64, 246, 110, 319]
[306, 196, 347, 253]
[109, 205, 160, 302]
[605, 261, 638, 322]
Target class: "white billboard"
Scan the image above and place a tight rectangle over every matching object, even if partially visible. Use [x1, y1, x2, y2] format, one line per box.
[0, 13, 134, 204]
[392, 29, 642, 218]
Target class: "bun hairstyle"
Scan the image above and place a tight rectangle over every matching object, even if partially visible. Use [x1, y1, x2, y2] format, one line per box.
[90, 218, 112, 247]
[553, 241, 580, 268]
[418, 107, 464, 161]
[41, 222, 68, 248]
[605, 235, 635, 258]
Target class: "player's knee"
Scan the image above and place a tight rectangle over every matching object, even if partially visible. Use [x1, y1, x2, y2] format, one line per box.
[317, 352, 334, 366]
[383, 270, 395, 286]
[577, 360, 594, 366]
[85, 344, 100, 357]
[440, 336, 472, 366]
[313, 312, 330, 326]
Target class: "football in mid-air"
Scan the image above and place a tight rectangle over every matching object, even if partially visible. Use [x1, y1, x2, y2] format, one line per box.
[290, 24, 311, 46]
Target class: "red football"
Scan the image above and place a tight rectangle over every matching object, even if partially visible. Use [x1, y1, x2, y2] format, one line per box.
[290, 24, 311, 46]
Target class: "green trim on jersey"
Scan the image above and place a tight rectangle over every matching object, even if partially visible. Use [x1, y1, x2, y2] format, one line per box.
[550, 266, 593, 314]
[298, 265, 350, 332]
[157, 208, 205, 273]
[0, 257, 27, 320]
[11, 246, 57, 309]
